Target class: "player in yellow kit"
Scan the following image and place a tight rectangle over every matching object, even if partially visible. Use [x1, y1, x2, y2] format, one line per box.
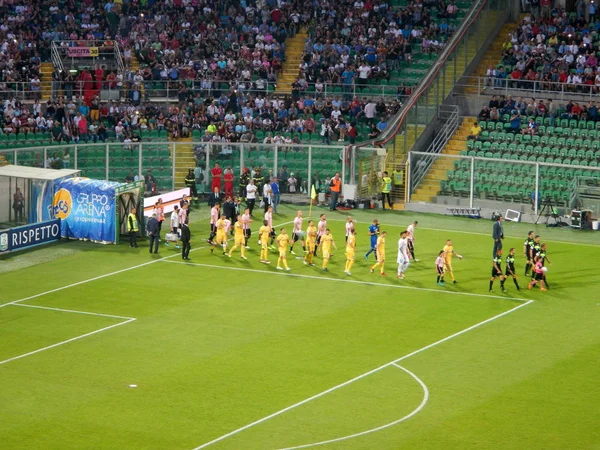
[258, 220, 271, 264]
[344, 228, 356, 275]
[321, 229, 337, 271]
[370, 231, 387, 276]
[227, 217, 247, 259]
[442, 239, 462, 283]
[276, 228, 291, 271]
[212, 214, 228, 255]
[304, 220, 317, 266]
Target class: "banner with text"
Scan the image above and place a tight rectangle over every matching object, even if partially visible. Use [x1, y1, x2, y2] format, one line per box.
[0, 219, 61, 253]
[67, 47, 99, 57]
[53, 178, 118, 242]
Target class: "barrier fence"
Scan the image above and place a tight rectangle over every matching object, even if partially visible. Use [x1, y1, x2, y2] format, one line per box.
[0, 142, 381, 198]
[408, 150, 600, 215]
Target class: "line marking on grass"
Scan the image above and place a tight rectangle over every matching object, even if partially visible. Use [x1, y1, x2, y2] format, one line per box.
[324, 218, 600, 248]
[161, 260, 528, 303]
[0, 318, 136, 367]
[10, 303, 135, 320]
[192, 299, 533, 449]
[277, 364, 429, 450]
[0, 220, 294, 310]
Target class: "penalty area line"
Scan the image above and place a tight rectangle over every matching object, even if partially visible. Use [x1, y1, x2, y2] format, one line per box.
[0, 318, 136, 367]
[191, 299, 534, 449]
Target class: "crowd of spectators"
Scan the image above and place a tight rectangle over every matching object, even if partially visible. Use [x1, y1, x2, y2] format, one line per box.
[1, 92, 402, 145]
[0, 0, 462, 146]
[484, 7, 600, 92]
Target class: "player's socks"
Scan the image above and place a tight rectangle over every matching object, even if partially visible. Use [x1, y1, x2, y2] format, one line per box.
[302, 245, 306, 252]
[283, 260, 289, 270]
[513, 278, 520, 289]
[500, 279, 506, 291]
[436, 275, 440, 283]
[489, 280, 494, 291]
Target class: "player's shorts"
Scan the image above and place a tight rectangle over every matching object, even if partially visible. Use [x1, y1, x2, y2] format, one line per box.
[437, 266, 445, 275]
[172, 227, 181, 236]
[444, 261, 453, 271]
[533, 272, 544, 281]
[292, 231, 304, 242]
[397, 255, 408, 265]
[316, 235, 322, 245]
[278, 248, 287, 257]
[505, 267, 515, 276]
[269, 229, 276, 239]
[345, 250, 355, 260]
[216, 232, 226, 244]
[234, 237, 244, 246]
[491, 269, 503, 277]
[306, 241, 315, 252]
[261, 241, 268, 250]
[377, 252, 386, 262]
[210, 224, 216, 233]
[408, 240, 415, 250]
[244, 229, 251, 239]
[322, 249, 331, 259]
[370, 239, 377, 250]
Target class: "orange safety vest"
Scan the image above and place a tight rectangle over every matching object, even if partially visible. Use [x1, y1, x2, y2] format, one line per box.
[330, 178, 341, 193]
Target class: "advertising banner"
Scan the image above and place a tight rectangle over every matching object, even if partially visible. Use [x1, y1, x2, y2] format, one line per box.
[67, 47, 99, 57]
[0, 219, 61, 254]
[143, 187, 190, 217]
[53, 178, 118, 242]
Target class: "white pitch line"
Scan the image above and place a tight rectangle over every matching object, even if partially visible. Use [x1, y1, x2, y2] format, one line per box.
[10, 303, 135, 320]
[325, 218, 600, 248]
[192, 299, 534, 449]
[161, 260, 528, 303]
[278, 364, 430, 450]
[0, 318, 135, 366]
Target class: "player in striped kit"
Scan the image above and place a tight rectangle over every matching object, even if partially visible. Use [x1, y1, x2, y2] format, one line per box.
[264, 206, 276, 250]
[207, 202, 220, 244]
[289, 210, 305, 255]
[406, 220, 419, 261]
[315, 214, 327, 256]
[345, 216, 355, 242]
[241, 208, 252, 249]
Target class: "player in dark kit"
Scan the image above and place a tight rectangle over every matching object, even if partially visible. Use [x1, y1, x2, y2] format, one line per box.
[505, 247, 520, 290]
[489, 249, 507, 293]
[523, 231, 535, 276]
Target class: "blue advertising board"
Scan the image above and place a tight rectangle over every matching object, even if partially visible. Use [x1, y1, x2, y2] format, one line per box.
[53, 178, 119, 243]
[0, 219, 61, 254]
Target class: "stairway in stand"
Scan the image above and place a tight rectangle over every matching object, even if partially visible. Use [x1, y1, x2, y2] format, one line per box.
[172, 136, 196, 191]
[410, 117, 474, 203]
[385, 124, 426, 210]
[40, 62, 54, 100]
[463, 15, 525, 94]
[275, 29, 308, 95]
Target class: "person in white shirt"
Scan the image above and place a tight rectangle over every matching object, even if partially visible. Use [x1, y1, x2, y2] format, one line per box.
[406, 220, 419, 261]
[246, 179, 258, 216]
[290, 210, 304, 255]
[364, 101, 377, 120]
[358, 64, 371, 85]
[169, 205, 181, 248]
[397, 230, 410, 279]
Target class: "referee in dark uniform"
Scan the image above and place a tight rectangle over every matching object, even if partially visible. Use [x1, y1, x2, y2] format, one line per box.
[523, 231, 535, 276]
[492, 214, 504, 257]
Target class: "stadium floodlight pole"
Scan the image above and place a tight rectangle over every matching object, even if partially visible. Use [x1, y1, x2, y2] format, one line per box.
[239, 143, 244, 176]
[105, 142, 109, 181]
[307, 145, 312, 206]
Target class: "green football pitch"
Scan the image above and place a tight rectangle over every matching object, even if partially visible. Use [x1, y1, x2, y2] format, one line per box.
[1, 205, 599, 450]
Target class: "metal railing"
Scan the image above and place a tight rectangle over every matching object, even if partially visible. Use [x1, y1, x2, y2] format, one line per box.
[50, 42, 65, 75]
[456, 75, 600, 102]
[408, 105, 460, 197]
[0, 142, 380, 196]
[0, 79, 405, 103]
[408, 150, 600, 212]
[360, 0, 510, 157]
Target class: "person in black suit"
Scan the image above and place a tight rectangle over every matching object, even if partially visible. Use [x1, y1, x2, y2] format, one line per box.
[146, 213, 160, 254]
[208, 187, 222, 207]
[492, 214, 504, 257]
[181, 218, 191, 260]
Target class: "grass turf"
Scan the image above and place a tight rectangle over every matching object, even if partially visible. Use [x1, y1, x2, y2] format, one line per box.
[0, 204, 598, 449]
